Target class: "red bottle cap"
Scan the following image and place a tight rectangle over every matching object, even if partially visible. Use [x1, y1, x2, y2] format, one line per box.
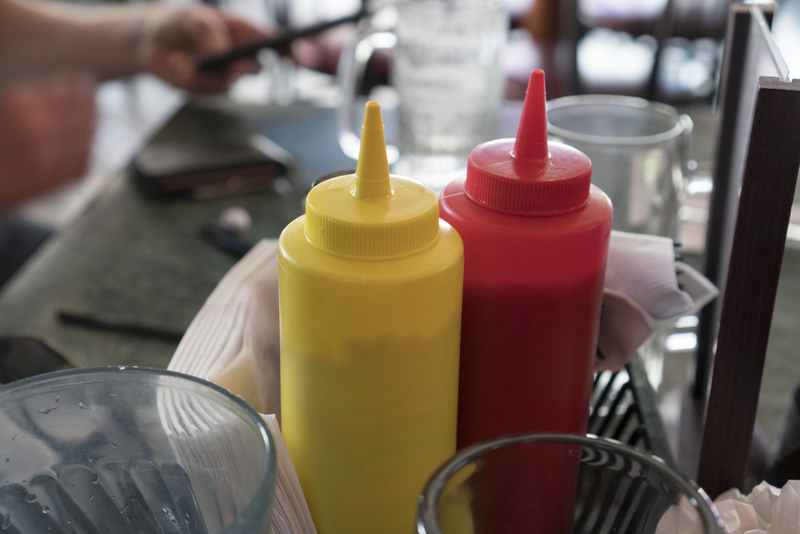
[464, 70, 592, 215]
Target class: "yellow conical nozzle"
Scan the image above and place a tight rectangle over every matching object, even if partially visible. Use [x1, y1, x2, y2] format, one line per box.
[354, 102, 392, 200]
[303, 100, 439, 258]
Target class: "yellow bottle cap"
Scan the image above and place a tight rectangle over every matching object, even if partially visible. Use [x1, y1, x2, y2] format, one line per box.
[305, 102, 440, 259]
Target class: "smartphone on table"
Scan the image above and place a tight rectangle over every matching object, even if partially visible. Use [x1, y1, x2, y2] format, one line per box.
[133, 102, 294, 198]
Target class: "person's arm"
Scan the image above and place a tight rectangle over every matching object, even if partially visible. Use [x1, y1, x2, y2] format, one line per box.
[0, 0, 266, 92]
[0, 0, 143, 80]
[0, 72, 97, 211]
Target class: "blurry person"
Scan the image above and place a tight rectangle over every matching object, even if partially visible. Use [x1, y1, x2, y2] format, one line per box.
[0, 0, 267, 286]
[0, 72, 97, 211]
[0, 0, 268, 210]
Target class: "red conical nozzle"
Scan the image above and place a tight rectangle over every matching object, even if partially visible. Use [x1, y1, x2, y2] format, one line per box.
[464, 68, 591, 214]
[512, 70, 549, 162]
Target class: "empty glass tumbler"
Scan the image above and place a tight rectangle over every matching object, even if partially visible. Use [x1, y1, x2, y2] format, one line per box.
[547, 95, 692, 238]
[0, 367, 276, 534]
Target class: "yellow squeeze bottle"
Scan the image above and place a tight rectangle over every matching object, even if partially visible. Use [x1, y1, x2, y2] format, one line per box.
[278, 102, 464, 534]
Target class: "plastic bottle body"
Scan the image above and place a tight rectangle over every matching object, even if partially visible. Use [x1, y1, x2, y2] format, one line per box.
[278, 216, 463, 534]
[440, 179, 613, 448]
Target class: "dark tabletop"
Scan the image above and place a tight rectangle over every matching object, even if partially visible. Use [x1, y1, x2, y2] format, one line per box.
[0, 102, 355, 369]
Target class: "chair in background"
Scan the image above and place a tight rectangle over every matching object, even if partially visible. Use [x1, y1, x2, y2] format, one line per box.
[550, 0, 734, 101]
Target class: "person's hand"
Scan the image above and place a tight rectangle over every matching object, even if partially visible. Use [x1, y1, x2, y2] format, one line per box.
[139, 5, 268, 93]
[0, 72, 97, 211]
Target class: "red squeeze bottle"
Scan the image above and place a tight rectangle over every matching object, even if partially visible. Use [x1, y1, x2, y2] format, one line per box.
[440, 69, 612, 532]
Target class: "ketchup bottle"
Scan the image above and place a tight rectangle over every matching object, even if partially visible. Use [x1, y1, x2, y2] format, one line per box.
[440, 70, 613, 448]
[439, 69, 611, 534]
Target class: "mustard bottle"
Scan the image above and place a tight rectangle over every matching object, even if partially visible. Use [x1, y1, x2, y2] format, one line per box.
[278, 102, 464, 534]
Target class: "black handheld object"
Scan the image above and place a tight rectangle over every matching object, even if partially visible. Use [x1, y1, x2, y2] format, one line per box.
[196, 9, 366, 71]
[57, 309, 185, 343]
[200, 224, 254, 259]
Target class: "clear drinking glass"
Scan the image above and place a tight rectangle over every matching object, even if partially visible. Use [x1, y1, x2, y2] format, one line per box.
[417, 433, 723, 534]
[337, 0, 508, 192]
[0, 367, 276, 534]
[547, 95, 692, 238]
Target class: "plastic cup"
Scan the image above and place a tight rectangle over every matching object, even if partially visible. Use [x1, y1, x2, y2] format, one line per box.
[0, 366, 276, 534]
[417, 433, 723, 534]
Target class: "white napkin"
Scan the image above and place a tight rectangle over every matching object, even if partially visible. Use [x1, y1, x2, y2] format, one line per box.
[656, 480, 800, 534]
[168, 239, 316, 534]
[597, 231, 718, 372]
[169, 239, 281, 415]
[606, 232, 694, 320]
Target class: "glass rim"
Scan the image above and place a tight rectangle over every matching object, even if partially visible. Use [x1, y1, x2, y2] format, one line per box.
[0, 365, 277, 534]
[546, 95, 686, 146]
[416, 432, 724, 534]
